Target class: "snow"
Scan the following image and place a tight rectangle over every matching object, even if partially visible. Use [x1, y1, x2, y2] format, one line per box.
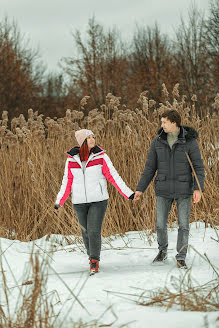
[0, 222, 218, 327]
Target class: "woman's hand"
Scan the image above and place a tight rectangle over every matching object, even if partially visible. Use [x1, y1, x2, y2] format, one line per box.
[54, 204, 61, 212]
[129, 193, 135, 200]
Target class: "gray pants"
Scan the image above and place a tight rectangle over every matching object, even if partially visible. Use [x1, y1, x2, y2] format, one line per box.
[156, 196, 192, 260]
[73, 200, 108, 261]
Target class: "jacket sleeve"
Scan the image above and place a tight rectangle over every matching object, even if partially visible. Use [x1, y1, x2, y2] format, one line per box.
[136, 138, 157, 192]
[102, 154, 134, 199]
[188, 139, 205, 191]
[55, 158, 74, 206]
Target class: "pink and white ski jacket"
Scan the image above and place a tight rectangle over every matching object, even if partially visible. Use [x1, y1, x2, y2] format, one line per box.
[55, 145, 134, 205]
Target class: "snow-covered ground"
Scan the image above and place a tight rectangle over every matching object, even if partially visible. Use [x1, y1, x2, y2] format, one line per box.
[0, 222, 218, 327]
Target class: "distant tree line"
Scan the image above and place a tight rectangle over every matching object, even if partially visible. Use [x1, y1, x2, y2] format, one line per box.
[0, 1, 219, 120]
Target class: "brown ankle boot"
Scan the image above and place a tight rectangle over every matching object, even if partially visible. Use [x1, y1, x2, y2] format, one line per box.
[90, 259, 99, 275]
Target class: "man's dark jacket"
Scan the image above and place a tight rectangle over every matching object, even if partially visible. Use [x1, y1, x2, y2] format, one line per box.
[136, 126, 204, 198]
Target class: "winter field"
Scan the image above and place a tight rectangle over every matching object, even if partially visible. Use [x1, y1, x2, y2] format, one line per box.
[0, 221, 218, 327]
[0, 88, 219, 327]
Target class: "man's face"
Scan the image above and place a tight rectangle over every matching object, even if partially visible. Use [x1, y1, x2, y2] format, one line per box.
[161, 117, 177, 133]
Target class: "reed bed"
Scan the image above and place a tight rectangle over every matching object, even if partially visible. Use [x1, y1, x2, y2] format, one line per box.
[0, 85, 218, 241]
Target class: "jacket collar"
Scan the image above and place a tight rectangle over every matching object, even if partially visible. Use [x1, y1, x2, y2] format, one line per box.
[66, 145, 104, 157]
[157, 126, 198, 142]
[158, 126, 184, 141]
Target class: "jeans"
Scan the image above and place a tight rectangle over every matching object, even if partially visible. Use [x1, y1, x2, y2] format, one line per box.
[73, 200, 108, 261]
[156, 196, 192, 260]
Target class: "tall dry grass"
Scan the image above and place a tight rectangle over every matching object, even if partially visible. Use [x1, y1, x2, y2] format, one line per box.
[104, 268, 219, 313]
[0, 247, 109, 327]
[0, 85, 218, 241]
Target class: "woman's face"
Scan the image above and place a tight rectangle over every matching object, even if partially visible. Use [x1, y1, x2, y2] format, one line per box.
[87, 134, 95, 150]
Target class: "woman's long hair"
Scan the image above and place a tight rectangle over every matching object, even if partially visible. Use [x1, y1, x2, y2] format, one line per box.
[79, 139, 90, 161]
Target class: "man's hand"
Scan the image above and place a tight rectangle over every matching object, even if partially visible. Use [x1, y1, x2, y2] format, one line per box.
[134, 191, 142, 201]
[193, 190, 202, 203]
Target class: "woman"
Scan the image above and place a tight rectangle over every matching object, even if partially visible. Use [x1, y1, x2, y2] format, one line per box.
[54, 129, 134, 275]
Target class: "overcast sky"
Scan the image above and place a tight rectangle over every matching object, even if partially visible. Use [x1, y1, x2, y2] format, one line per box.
[0, 0, 209, 73]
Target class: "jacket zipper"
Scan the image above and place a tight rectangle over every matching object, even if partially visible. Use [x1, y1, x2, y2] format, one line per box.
[83, 170, 88, 202]
[82, 154, 94, 203]
[83, 153, 95, 202]
[99, 183, 103, 195]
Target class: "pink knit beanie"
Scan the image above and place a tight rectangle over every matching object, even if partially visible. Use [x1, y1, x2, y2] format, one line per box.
[75, 129, 94, 146]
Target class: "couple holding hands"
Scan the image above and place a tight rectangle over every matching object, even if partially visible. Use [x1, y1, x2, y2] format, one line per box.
[54, 110, 204, 275]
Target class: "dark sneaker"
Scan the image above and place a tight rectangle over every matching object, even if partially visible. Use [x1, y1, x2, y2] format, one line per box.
[152, 251, 167, 263]
[176, 260, 188, 269]
[90, 259, 99, 275]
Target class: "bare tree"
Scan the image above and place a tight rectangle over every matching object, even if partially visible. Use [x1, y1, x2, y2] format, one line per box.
[205, 0, 219, 93]
[205, 0, 219, 53]
[37, 72, 68, 117]
[62, 16, 129, 107]
[130, 23, 177, 102]
[0, 17, 44, 119]
[173, 5, 211, 106]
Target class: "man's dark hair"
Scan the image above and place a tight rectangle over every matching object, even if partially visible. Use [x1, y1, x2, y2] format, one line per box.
[161, 110, 181, 127]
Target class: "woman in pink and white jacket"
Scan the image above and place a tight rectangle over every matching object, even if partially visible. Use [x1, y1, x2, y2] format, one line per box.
[54, 129, 134, 275]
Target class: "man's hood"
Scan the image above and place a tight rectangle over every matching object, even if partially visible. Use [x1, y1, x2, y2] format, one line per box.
[157, 126, 198, 141]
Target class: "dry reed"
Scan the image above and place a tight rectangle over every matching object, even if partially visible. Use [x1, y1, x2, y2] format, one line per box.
[137, 274, 219, 312]
[0, 86, 218, 241]
[105, 273, 219, 312]
[104, 254, 219, 313]
[0, 247, 129, 327]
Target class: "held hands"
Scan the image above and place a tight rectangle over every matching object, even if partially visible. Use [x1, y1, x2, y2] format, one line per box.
[134, 191, 142, 201]
[193, 190, 202, 203]
[129, 192, 142, 201]
[132, 190, 202, 202]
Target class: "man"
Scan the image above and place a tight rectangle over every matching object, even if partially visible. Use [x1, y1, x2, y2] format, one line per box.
[134, 110, 204, 268]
